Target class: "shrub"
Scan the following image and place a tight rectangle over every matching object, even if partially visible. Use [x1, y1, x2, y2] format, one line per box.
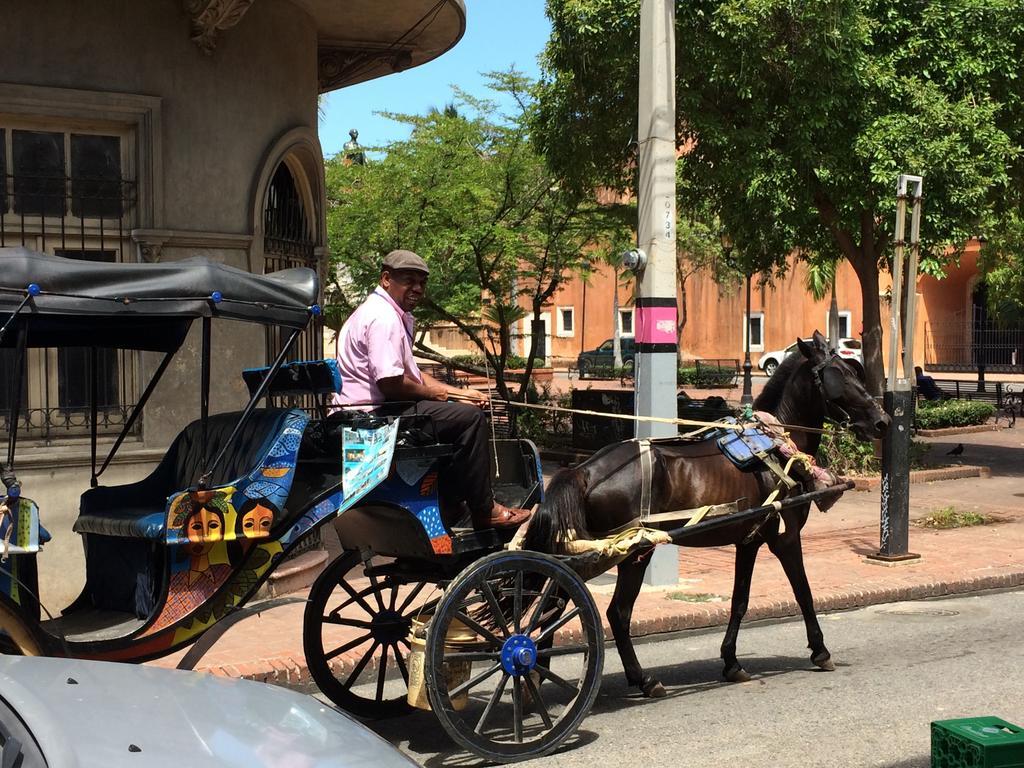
[914, 506, 990, 529]
[915, 399, 995, 429]
[449, 353, 545, 371]
[514, 383, 572, 449]
[816, 423, 930, 475]
[816, 423, 879, 475]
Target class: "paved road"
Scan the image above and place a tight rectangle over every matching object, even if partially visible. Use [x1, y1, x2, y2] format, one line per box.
[364, 589, 1024, 768]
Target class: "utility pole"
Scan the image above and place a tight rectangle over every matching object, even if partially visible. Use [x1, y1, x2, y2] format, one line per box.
[631, 0, 678, 585]
[869, 174, 922, 564]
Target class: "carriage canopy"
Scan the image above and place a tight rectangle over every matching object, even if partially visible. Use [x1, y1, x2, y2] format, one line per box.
[0, 247, 319, 352]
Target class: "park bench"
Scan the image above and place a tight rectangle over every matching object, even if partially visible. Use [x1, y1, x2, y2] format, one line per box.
[421, 362, 470, 388]
[678, 392, 735, 422]
[924, 378, 1010, 408]
[694, 358, 740, 388]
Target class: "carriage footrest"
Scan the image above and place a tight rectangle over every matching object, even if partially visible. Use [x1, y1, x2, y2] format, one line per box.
[450, 528, 504, 554]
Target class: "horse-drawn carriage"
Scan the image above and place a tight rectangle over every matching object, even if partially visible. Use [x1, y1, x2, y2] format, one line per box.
[1, 247, 887, 762]
[0, 247, 605, 762]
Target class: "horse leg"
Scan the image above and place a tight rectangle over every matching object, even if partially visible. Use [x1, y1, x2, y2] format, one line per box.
[721, 540, 762, 683]
[607, 551, 665, 698]
[766, 520, 834, 672]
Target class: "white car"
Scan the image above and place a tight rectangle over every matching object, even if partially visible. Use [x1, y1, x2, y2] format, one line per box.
[0, 655, 421, 768]
[758, 337, 864, 378]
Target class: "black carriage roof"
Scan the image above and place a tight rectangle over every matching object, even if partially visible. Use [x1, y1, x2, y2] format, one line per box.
[0, 247, 319, 352]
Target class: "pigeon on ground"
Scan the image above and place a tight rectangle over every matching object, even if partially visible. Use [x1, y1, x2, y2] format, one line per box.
[946, 443, 964, 456]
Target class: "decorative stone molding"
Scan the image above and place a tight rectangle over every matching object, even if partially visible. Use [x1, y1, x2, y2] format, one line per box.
[133, 229, 254, 262]
[318, 43, 413, 92]
[184, 0, 256, 54]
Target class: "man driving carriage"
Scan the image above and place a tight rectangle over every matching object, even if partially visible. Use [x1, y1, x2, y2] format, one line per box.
[333, 249, 532, 531]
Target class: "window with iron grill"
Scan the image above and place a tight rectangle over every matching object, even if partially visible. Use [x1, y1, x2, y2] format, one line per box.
[1, 123, 138, 441]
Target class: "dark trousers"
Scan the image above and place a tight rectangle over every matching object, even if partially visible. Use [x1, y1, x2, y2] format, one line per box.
[379, 401, 493, 518]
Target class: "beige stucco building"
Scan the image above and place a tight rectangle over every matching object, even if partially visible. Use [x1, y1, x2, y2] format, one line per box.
[2, 0, 465, 606]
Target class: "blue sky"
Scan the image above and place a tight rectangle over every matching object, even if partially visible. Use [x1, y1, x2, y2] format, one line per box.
[319, 1, 551, 158]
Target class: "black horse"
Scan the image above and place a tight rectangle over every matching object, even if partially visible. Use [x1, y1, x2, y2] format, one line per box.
[523, 331, 890, 696]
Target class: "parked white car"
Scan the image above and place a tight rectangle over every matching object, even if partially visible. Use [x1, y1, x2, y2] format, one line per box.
[0, 655, 421, 768]
[758, 337, 864, 378]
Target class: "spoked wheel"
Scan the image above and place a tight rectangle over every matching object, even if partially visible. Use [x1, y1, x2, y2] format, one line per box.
[303, 550, 434, 719]
[425, 551, 603, 763]
[0, 593, 44, 656]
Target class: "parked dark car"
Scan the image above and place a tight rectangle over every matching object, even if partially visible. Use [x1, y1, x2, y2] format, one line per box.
[577, 336, 635, 376]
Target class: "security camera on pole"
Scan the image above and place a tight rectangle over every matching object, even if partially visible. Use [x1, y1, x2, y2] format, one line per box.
[630, 0, 679, 586]
[868, 174, 923, 564]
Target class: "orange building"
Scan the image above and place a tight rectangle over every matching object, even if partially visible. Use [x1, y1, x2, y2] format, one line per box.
[528, 238, 1021, 377]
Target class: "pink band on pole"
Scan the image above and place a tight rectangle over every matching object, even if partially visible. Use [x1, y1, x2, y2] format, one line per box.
[635, 305, 678, 344]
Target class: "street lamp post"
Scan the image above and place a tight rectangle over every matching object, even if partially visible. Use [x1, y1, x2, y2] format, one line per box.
[741, 272, 753, 406]
[580, 260, 591, 359]
[720, 233, 753, 406]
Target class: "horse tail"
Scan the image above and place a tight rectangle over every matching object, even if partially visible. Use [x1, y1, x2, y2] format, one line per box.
[522, 468, 590, 555]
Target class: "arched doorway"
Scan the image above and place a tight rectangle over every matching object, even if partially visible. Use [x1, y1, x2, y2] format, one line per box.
[263, 160, 322, 364]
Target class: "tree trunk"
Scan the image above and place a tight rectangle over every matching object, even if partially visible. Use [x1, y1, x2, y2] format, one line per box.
[612, 265, 623, 368]
[677, 276, 688, 364]
[850, 251, 885, 396]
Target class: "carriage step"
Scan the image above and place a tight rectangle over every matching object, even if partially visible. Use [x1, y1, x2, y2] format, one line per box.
[257, 549, 328, 598]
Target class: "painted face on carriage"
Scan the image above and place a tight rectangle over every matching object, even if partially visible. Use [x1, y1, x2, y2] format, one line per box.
[797, 331, 890, 440]
[238, 499, 275, 539]
[185, 505, 224, 552]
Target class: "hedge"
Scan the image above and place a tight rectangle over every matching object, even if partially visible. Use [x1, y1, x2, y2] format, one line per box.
[915, 399, 995, 430]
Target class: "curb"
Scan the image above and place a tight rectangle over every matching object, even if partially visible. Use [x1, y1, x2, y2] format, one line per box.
[851, 464, 991, 490]
[193, 567, 1024, 693]
[916, 424, 1001, 437]
[622, 570, 1024, 638]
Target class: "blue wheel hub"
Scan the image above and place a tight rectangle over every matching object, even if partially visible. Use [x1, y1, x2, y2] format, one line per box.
[500, 634, 538, 676]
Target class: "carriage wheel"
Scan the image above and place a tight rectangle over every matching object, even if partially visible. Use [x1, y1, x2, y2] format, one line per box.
[303, 550, 434, 719]
[0, 593, 44, 656]
[425, 551, 603, 763]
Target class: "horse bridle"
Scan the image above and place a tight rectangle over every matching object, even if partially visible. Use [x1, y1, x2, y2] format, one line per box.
[810, 354, 854, 427]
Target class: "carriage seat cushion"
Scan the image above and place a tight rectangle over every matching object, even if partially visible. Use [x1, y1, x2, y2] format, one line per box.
[716, 419, 778, 470]
[74, 408, 298, 539]
[242, 358, 342, 398]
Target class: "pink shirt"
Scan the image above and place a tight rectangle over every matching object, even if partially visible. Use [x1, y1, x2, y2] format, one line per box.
[333, 287, 422, 407]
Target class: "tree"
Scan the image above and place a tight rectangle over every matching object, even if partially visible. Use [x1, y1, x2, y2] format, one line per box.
[326, 72, 627, 400]
[535, 0, 1024, 394]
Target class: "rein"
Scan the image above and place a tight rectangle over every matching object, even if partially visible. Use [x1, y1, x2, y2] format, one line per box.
[499, 399, 831, 436]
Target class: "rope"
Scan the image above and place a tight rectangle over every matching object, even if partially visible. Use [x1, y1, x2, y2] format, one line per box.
[502, 399, 745, 431]
[499, 398, 830, 435]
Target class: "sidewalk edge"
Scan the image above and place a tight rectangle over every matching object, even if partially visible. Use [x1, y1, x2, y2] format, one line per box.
[196, 568, 1024, 692]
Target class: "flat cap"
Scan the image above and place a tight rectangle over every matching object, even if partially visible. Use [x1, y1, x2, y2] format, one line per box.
[382, 249, 429, 275]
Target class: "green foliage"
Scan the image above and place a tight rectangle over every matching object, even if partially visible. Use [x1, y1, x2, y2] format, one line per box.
[515, 383, 573, 449]
[914, 506, 990, 529]
[535, 0, 1024, 395]
[449, 353, 545, 371]
[325, 71, 629, 399]
[915, 399, 996, 429]
[817, 422, 932, 474]
[667, 592, 724, 603]
[979, 219, 1024, 322]
[817, 423, 880, 475]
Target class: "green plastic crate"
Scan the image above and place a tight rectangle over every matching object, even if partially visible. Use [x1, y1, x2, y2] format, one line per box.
[932, 717, 1024, 768]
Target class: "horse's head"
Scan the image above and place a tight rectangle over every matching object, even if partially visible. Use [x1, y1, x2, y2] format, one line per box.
[797, 331, 890, 440]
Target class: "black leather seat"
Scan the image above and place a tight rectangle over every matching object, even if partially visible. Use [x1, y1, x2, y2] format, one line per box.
[74, 409, 298, 539]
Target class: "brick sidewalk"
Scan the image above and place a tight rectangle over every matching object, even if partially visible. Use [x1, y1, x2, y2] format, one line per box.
[149, 427, 1024, 691]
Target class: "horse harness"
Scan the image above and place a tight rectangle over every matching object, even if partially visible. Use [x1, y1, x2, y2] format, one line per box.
[609, 426, 814, 538]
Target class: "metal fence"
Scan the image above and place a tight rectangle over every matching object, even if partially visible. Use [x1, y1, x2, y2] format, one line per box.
[1, 172, 139, 440]
[924, 320, 1024, 373]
